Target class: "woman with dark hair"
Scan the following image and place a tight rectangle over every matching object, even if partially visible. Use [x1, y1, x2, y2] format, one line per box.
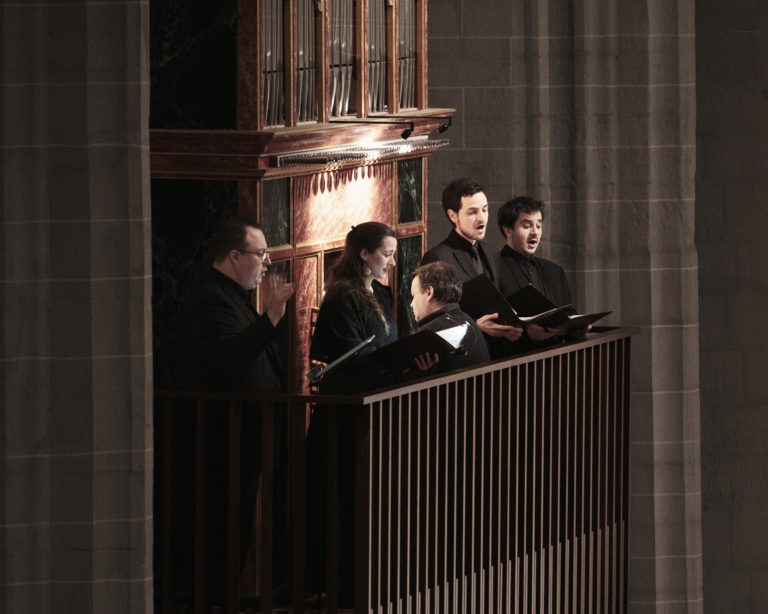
[309, 221, 399, 394]
[305, 221, 399, 606]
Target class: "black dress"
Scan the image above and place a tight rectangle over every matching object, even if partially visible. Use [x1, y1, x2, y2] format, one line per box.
[306, 279, 398, 605]
[309, 278, 398, 394]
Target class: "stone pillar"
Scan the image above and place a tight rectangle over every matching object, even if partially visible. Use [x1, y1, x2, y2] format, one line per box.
[428, 0, 703, 610]
[1, 2, 153, 612]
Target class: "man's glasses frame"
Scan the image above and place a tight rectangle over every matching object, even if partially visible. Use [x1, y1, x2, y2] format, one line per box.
[238, 248, 269, 261]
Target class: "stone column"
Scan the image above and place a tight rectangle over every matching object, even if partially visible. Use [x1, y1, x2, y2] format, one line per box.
[1, 2, 153, 612]
[428, 0, 703, 610]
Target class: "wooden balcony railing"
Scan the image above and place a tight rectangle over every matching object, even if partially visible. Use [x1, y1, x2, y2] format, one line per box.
[154, 326, 637, 613]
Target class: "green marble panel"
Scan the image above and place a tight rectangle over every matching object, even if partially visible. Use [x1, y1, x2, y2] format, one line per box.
[396, 234, 423, 336]
[397, 157, 423, 224]
[267, 259, 291, 283]
[262, 178, 291, 247]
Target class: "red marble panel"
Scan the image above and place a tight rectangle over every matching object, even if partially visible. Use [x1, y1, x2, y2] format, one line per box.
[293, 254, 319, 394]
[294, 163, 395, 244]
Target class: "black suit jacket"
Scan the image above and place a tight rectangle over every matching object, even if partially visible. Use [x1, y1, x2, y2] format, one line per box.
[497, 245, 573, 308]
[167, 268, 287, 606]
[496, 245, 575, 355]
[170, 267, 284, 392]
[421, 229, 501, 285]
[422, 230, 509, 356]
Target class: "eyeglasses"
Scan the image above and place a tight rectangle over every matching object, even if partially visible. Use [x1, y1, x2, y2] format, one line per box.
[238, 248, 269, 261]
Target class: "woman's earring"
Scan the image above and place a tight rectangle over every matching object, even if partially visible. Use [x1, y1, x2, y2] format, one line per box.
[363, 263, 372, 276]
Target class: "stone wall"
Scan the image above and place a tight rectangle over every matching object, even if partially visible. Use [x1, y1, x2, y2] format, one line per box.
[697, 2, 768, 612]
[428, 1, 703, 611]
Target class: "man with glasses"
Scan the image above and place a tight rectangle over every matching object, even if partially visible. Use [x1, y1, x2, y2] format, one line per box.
[168, 216, 295, 610]
[171, 216, 295, 391]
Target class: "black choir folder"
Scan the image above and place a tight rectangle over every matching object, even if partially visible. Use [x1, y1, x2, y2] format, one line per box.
[459, 275, 571, 327]
[368, 323, 471, 371]
[460, 275, 611, 335]
[507, 283, 612, 335]
[306, 334, 376, 385]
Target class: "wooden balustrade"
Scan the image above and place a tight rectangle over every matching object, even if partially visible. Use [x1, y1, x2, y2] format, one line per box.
[154, 327, 637, 613]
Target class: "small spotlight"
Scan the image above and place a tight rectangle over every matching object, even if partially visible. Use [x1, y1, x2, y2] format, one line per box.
[401, 128, 412, 139]
[437, 117, 452, 133]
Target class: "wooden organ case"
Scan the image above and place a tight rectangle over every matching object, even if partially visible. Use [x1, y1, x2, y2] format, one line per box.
[149, 0, 451, 392]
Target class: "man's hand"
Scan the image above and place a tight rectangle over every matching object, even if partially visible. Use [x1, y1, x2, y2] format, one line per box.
[413, 352, 440, 372]
[527, 323, 559, 342]
[257, 274, 297, 326]
[566, 324, 592, 340]
[476, 313, 523, 341]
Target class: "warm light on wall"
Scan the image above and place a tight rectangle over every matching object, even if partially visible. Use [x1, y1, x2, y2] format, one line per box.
[296, 164, 394, 244]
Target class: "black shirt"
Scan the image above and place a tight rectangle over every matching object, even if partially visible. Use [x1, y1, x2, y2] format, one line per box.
[414, 303, 490, 374]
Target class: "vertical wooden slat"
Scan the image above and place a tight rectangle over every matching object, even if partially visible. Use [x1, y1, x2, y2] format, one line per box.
[470, 376, 476, 614]
[445, 381, 452, 614]
[355, 399, 373, 614]
[427, 385, 435, 614]
[523, 362, 531, 614]
[444, 381, 452, 614]
[291, 400, 307, 613]
[399, 394, 406, 614]
[259, 402, 275, 613]
[553, 355, 563, 614]
[606, 341, 616, 613]
[515, 366, 522, 614]
[413, 390, 423, 614]
[373, 399, 382, 613]
[563, 351, 572, 614]
[477, 375, 486, 614]
[609, 342, 624, 612]
[385, 397, 393, 612]
[573, 350, 583, 613]
[227, 401, 242, 614]
[579, 348, 587, 614]
[194, 399, 207, 612]
[505, 367, 513, 614]
[599, 343, 608, 613]
[405, 393, 414, 614]
[456, 380, 464, 614]
[620, 338, 630, 613]
[588, 346, 596, 614]
[537, 358, 545, 614]
[545, 357, 555, 614]
[489, 372, 499, 614]
[160, 399, 174, 614]
[326, 405, 339, 612]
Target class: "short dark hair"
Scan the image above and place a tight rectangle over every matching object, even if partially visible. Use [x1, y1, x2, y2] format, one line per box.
[497, 196, 545, 237]
[441, 178, 485, 221]
[211, 217, 262, 263]
[411, 261, 463, 304]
